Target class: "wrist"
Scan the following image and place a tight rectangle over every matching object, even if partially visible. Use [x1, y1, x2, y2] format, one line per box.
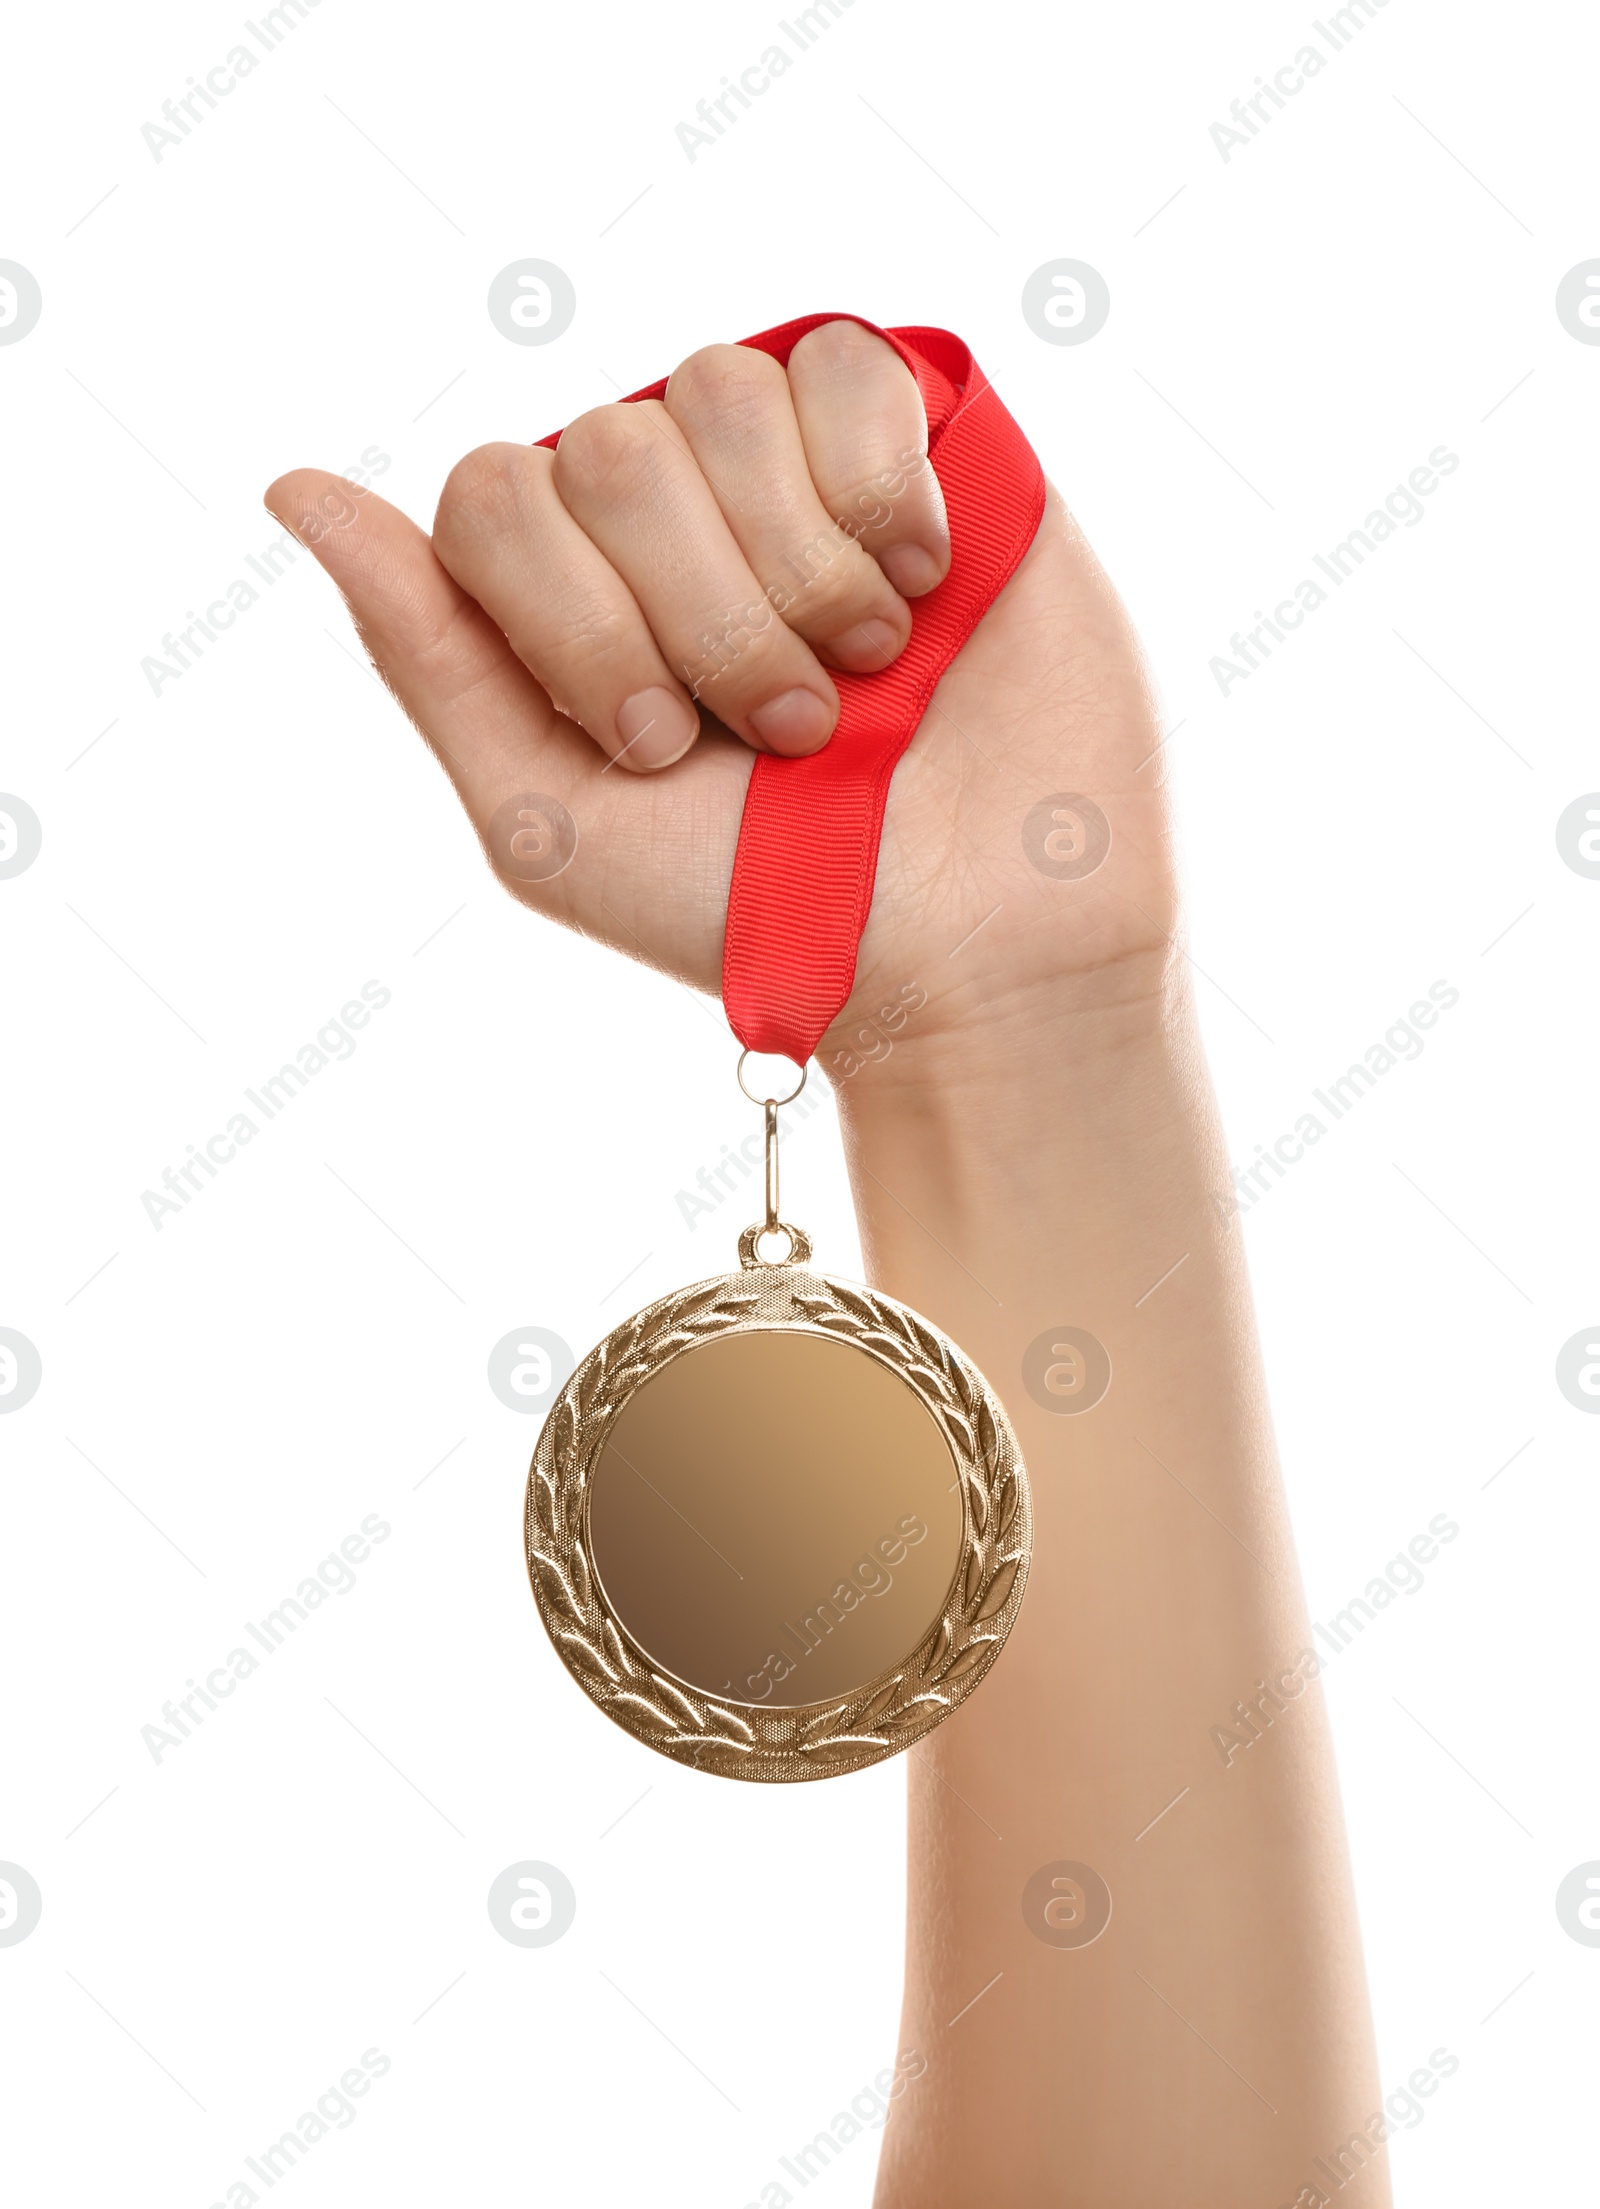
[826, 976, 1230, 1315]
[826, 954, 1191, 1146]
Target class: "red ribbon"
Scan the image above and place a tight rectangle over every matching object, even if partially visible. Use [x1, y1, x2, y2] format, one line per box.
[538, 315, 1044, 1065]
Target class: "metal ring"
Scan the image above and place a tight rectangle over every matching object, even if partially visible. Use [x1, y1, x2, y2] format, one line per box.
[737, 1219, 815, 1269]
[736, 1048, 808, 1108]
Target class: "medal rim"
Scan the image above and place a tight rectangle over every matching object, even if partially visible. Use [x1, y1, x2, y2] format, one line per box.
[525, 1249, 1032, 1784]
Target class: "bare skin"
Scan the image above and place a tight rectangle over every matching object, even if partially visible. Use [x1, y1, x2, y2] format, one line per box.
[267, 320, 1388, 2207]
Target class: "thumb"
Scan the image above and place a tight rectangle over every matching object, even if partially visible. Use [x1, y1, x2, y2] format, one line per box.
[263, 465, 594, 901]
[262, 466, 740, 994]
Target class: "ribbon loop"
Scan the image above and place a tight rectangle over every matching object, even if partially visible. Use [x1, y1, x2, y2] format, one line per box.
[539, 316, 1045, 1065]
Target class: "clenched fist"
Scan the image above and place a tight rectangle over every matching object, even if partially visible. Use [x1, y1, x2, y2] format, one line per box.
[266, 318, 1172, 1081]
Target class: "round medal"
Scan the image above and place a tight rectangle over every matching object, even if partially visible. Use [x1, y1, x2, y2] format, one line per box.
[522, 314, 1045, 1780]
[525, 1215, 1031, 1782]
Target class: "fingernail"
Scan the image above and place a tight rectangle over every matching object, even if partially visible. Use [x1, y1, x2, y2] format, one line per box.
[748, 686, 835, 754]
[614, 687, 699, 771]
[880, 543, 944, 597]
[825, 616, 905, 672]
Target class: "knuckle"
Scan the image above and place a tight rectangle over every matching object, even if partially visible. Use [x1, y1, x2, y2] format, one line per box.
[789, 322, 931, 527]
[775, 539, 877, 629]
[790, 317, 893, 382]
[679, 599, 785, 701]
[666, 343, 785, 430]
[831, 454, 942, 553]
[552, 403, 653, 500]
[434, 442, 542, 547]
[548, 595, 640, 671]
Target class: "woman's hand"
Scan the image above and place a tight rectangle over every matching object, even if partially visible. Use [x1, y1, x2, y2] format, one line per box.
[265, 319, 1175, 1084]
[270, 321, 1386, 2205]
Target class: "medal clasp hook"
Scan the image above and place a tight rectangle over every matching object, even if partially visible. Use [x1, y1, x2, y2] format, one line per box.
[735, 1050, 810, 1268]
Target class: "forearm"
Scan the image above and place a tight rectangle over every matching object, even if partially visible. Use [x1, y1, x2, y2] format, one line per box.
[837, 990, 1386, 2209]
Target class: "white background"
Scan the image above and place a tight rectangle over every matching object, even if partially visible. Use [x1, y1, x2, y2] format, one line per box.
[1, 0, 1596, 2201]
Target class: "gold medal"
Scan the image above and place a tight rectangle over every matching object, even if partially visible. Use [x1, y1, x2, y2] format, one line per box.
[517, 318, 1049, 1779]
[525, 1063, 1031, 1781]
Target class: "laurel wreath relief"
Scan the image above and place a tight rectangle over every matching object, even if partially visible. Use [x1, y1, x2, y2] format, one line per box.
[525, 1268, 1032, 1782]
